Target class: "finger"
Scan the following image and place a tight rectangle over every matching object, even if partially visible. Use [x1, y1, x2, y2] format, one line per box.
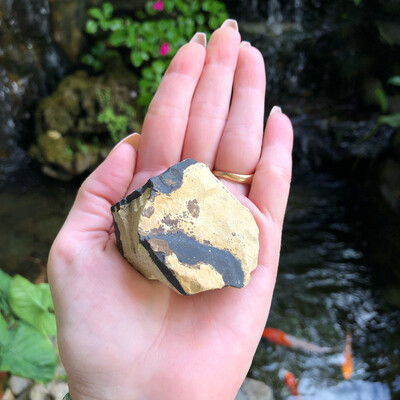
[135, 39, 206, 178]
[214, 44, 266, 174]
[249, 110, 293, 227]
[62, 142, 137, 242]
[182, 20, 241, 168]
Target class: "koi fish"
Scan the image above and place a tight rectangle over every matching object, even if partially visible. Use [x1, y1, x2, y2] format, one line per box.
[283, 369, 299, 396]
[341, 333, 353, 380]
[262, 327, 334, 353]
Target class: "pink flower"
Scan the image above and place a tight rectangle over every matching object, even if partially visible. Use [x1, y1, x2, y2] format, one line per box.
[159, 42, 171, 56]
[153, 1, 164, 11]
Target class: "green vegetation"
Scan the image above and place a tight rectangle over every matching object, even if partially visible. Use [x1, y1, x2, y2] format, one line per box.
[377, 76, 400, 128]
[97, 88, 139, 143]
[82, 0, 228, 108]
[0, 270, 57, 382]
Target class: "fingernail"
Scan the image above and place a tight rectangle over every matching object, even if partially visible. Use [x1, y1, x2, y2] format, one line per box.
[240, 41, 251, 48]
[221, 19, 239, 31]
[114, 132, 141, 151]
[269, 106, 282, 115]
[190, 32, 207, 47]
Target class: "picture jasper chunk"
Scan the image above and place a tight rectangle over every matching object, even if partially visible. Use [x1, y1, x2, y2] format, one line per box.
[111, 159, 259, 295]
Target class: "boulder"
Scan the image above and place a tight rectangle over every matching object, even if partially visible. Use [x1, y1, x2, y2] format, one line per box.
[111, 159, 259, 295]
[30, 68, 141, 179]
[236, 378, 274, 400]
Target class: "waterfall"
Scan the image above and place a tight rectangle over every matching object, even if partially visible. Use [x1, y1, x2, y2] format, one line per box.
[267, 0, 283, 24]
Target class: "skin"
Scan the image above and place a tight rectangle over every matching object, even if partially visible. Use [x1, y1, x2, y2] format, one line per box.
[48, 22, 293, 400]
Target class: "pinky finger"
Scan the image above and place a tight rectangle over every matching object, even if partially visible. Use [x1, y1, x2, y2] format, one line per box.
[249, 110, 293, 227]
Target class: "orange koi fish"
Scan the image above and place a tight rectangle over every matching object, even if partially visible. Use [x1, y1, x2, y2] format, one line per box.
[283, 369, 300, 396]
[341, 333, 354, 380]
[262, 327, 334, 353]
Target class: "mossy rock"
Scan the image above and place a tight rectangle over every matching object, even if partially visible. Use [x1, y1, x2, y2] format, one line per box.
[31, 68, 142, 180]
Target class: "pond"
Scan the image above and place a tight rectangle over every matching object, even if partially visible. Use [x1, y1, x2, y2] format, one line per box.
[251, 170, 400, 399]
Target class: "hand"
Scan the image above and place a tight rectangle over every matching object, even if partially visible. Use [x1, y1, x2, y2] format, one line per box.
[48, 21, 293, 400]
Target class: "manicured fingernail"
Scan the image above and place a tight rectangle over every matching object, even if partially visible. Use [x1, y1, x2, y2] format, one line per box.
[221, 19, 239, 31]
[114, 132, 141, 151]
[190, 32, 207, 47]
[269, 106, 282, 115]
[240, 41, 251, 48]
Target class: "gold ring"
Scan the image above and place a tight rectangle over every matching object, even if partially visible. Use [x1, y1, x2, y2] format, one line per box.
[212, 170, 254, 184]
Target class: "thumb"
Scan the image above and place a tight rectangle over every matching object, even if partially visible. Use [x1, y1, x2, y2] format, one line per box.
[61, 140, 137, 245]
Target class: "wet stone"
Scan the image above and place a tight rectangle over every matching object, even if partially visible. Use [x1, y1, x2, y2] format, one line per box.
[111, 159, 259, 295]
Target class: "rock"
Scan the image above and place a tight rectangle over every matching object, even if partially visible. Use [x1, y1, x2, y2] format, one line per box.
[379, 158, 400, 212]
[49, 1, 86, 64]
[2, 388, 15, 400]
[30, 69, 141, 179]
[0, 0, 69, 176]
[376, 20, 400, 46]
[112, 159, 259, 295]
[236, 378, 274, 400]
[9, 376, 33, 396]
[48, 381, 69, 400]
[29, 384, 48, 400]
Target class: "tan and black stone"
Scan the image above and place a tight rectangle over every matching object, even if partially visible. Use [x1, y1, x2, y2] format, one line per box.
[111, 159, 259, 295]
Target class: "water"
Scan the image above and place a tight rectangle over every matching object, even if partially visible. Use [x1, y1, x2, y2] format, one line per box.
[250, 173, 400, 399]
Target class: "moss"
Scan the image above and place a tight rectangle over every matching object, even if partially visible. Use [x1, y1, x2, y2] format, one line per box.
[31, 68, 142, 179]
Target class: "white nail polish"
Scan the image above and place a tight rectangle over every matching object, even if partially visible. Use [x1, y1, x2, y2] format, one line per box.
[269, 106, 282, 115]
[221, 19, 239, 31]
[190, 32, 207, 47]
[114, 132, 141, 151]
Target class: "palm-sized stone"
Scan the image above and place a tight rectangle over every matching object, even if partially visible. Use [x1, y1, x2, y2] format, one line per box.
[111, 159, 259, 295]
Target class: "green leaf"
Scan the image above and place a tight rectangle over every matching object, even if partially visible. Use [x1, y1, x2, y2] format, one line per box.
[378, 113, 400, 128]
[0, 270, 12, 314]
[102, 2, 113, 19]
[195, 14, 205, 26]
[108, 18, 125, 31]
[388, 76, 400, 86]
[109, 30, 127, 46]
[145, 1, 157, 15]
[0, 315, 57, 382]
[375, 88, 388, 113]
[88, 7, 103, 20]
[85, 19, 98, 34]
[164, 0, 174, 13]
[9, 275, 56, 338]
[152, 60, 166, 74]
[130, 51, 144, 67]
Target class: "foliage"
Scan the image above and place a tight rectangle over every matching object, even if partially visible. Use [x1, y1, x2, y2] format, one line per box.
[9, 275, 56, 338]
[82, 0, 229, 108]
[376, 76, 400, 128]
[0, 270, 57, 383]
[97, 88, 139, 143]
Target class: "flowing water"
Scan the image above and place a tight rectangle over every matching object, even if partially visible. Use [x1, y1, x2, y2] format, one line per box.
[250, 172, 400, 399]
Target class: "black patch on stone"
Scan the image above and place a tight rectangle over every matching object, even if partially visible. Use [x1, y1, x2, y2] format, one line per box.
[140, 236, 187, 295]
[142, 230, 245, 289]
[111, 159, 198, 213]
[113, 215, 124, 257]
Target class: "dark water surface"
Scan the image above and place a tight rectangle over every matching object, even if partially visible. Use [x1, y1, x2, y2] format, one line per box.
[251, 173, 400, 399]
[0, 169, 76, 281]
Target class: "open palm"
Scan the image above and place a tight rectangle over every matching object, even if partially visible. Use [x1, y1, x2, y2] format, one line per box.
[48, 21, 293, 400]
